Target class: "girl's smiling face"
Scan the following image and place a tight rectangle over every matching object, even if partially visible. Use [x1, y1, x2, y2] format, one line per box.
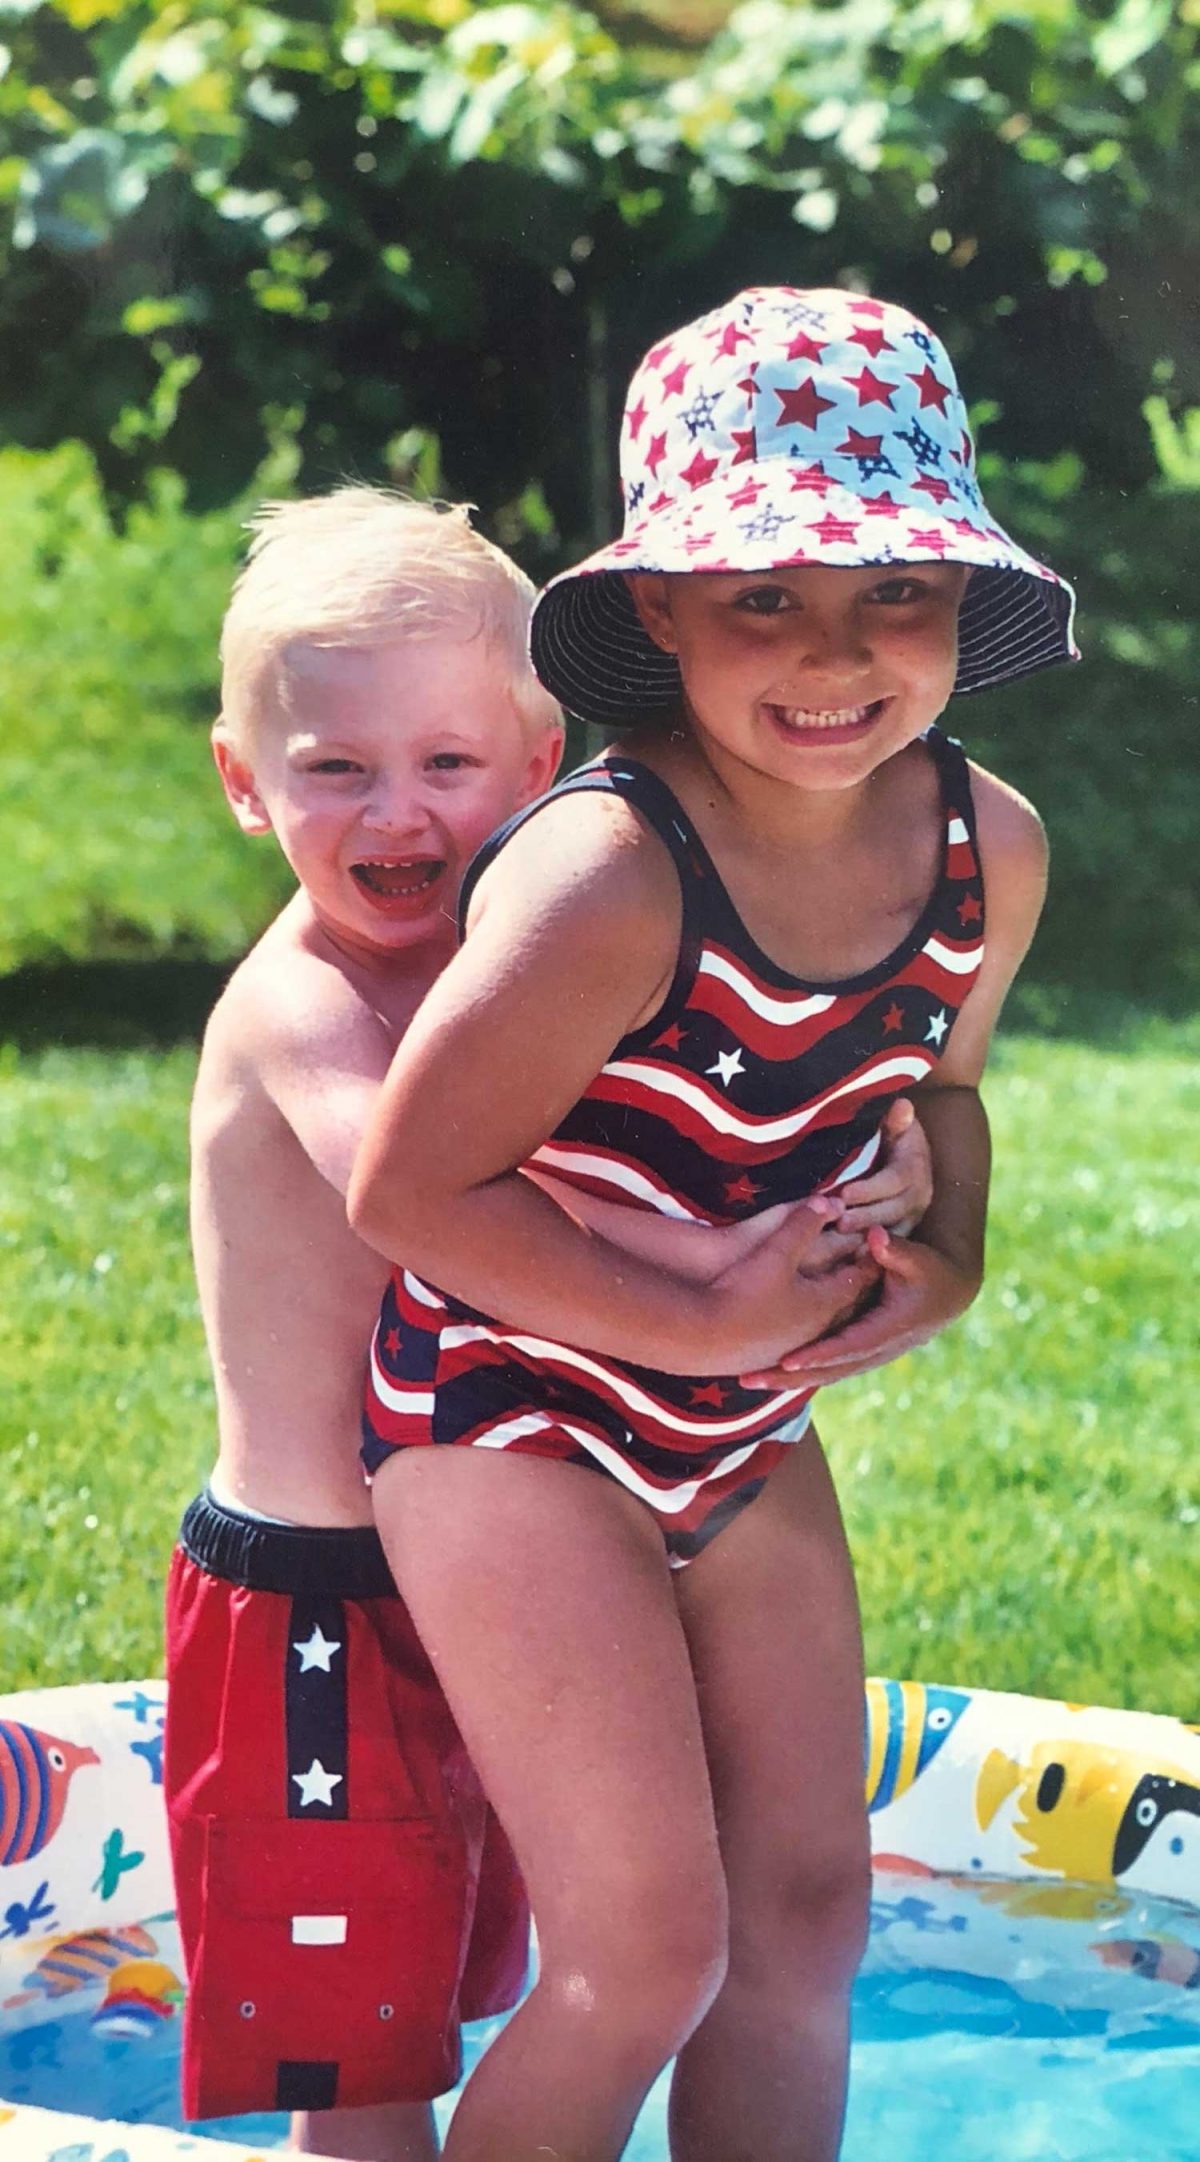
[626, 561, 969, 790]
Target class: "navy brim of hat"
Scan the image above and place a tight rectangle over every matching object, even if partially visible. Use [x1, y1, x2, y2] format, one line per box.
[531, 526, 1078, 732]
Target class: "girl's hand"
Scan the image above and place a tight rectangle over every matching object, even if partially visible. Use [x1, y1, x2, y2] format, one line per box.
[704, 1198, 881, 1373]
[828, 1098, 932, 1236]
[739, 1224, 978, 1389]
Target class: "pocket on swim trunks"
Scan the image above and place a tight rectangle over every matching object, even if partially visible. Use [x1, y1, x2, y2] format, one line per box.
[182, 1813, 469, 2118]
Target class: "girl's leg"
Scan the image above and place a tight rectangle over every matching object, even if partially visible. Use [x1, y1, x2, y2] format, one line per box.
[293, 2102, 438, 2159]
[668, 1430, 871, 2162]
[372, 1446, 729, 2162]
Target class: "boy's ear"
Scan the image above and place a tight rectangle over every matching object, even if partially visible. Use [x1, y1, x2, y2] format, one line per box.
[514, 722, 566, 811]
[211, 720, 273, 835]
[624, 572, 676, 654]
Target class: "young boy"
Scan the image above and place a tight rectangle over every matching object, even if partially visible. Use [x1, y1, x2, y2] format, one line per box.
[162, 489, 564, 2161]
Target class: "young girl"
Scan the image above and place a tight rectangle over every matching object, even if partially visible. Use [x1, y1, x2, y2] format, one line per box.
[348, 287, 1076, 2162]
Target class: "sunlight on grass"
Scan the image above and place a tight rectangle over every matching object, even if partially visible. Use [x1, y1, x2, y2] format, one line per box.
[1, 1027, 1197, 1711]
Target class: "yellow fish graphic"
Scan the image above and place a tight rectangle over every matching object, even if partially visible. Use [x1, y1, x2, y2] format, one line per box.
[975, 1740, 1200, 1884]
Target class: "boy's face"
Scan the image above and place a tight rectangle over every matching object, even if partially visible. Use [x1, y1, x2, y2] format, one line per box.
[215, 638, 561, 963]
[627, 561, 969, 793]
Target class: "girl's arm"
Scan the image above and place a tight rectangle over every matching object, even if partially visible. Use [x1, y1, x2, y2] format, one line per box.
[348, 792, 875, 1377]
[743, 768, 1047, 1386]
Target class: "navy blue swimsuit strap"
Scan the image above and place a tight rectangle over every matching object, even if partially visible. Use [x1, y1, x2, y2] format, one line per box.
[925, 726, 979, 849]
[456, 756, 709, 939]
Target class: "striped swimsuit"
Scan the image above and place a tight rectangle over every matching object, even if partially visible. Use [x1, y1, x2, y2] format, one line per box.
[363, 727, 985, 1566]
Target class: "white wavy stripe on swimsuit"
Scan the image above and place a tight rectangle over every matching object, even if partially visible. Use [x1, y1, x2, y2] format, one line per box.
[480, 1414, 775, 1516]
[920, 936, 985, 976]
[430, 1323, 811, 1439]
[947, 816, 969, 846]
[400, 1270, 447, 1310]
[367, 1338, 434, 1415]
[597, 1051, 934, 1147]
[829, 1127, 883, 1187]
[527, 1143, 707, 1220]
[696, 949, 839, 1027]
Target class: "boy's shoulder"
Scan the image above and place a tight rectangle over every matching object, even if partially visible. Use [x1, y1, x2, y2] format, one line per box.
[201, 897, 396, 1089]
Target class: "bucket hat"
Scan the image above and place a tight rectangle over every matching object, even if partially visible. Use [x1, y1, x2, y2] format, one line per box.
[531, 286, 1078, 728]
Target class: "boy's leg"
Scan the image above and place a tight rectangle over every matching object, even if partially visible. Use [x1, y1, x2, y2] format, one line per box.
[293, 2101, 438, 2160]
[372, 1445, 730, 2162]
[668, 1430, 871, 2162]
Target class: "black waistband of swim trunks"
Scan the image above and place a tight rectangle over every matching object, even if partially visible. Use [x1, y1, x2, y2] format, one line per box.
[179, 1489, 397, 1601]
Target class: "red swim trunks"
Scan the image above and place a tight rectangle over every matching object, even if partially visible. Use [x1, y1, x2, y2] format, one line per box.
[164, 1490, 529, 2120]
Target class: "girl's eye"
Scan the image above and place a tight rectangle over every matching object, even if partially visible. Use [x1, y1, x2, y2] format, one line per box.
[869, 578, 928, 605]
[734, 586, 792, 616]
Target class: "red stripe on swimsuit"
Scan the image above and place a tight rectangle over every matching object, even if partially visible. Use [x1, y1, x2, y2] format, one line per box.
[363, 727, 985, 1566]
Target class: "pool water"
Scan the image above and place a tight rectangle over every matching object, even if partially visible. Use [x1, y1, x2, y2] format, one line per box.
[2, 1871, 1198, 2159]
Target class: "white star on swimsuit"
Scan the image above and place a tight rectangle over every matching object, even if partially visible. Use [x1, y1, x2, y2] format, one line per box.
[292, 1758, 344, 1809]
[293, 1624, 342, 1673]
[707, 1048, 746, 1087]
[925, 1008, 949, 1048]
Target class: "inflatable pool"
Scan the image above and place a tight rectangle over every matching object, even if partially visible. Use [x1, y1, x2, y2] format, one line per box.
[2, 1676, 1198, 2158]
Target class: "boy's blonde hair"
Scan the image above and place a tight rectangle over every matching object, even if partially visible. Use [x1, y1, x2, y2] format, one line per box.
[220, 486, 562, 745]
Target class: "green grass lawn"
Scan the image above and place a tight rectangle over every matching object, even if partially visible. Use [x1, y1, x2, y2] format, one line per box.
[1, 1022, 1197, 1714]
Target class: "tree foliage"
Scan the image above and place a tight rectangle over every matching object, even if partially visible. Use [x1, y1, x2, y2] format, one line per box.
[2, 0, 1198, 548]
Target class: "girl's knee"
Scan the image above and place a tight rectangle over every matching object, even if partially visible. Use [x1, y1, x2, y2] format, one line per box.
[729, 1839, 871, 1999]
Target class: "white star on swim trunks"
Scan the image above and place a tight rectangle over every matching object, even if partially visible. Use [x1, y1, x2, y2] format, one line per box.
[292, 1758, 344, 1809]
[293, 1624, 342, 1673]
[707, 1048, 746, 1086]
[925, 1008, 949, 1047]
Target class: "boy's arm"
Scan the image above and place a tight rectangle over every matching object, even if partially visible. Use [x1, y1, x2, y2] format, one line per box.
[348, 796, 875, 1377]
[232, 965, 398, 1200]
[743, 770, 1047, 1387]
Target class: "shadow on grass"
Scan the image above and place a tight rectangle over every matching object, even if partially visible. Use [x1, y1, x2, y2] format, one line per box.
[0, 957, 233, 1050]
[1, 959, 1196, 1059]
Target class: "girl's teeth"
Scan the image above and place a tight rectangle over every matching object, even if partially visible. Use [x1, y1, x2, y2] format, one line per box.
[774, 704, 874, 729]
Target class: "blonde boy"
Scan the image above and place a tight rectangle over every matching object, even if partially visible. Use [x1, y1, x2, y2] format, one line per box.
[163, 489, 563, 2161]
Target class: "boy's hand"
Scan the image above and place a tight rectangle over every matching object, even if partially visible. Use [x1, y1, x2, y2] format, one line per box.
[738, 1224, 977, 1390]
[829, 1098, 933, 1236]
[704, 1197, 881, 1374]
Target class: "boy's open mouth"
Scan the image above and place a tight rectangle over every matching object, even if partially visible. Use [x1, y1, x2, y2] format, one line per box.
[350, 857, 445, 906]
[765, 698, 888, 740]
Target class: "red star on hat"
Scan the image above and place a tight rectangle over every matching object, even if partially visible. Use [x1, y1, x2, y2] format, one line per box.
[728, 478, 766, 508]
[908, 526, 951, 553]
[788, 464, 834, 494]
[730, 426, 757, 465]
[786, 330, 829, 362]
[644, 339, 674, 370]
[809, 512, 860, 544]
[715, 319, 753, 354]
[909, 364, 953, 412]
[661, 358, 691, 398]
[776, 377, 835, 429]
[839, 427, 883, 458]
[948, 515, 980, 538]
[865, 492, 903, 513]
[626, 397, 648, 440]
[912, 473, 953, 504]
[683, 530, 716, 552]
[681, 448, 719, 489]
[645, 432, 668, 475]
[847, 365, 897, 408]
[848, 324, 892, 357]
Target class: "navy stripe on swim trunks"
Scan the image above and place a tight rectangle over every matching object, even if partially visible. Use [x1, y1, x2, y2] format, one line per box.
[363, 726, 985, 1560]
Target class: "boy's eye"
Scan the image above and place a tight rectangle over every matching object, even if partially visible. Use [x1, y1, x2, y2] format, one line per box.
[428, 752, 481, 772]
[310, 758, 361, 775]
[733, 586, 792, 616]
